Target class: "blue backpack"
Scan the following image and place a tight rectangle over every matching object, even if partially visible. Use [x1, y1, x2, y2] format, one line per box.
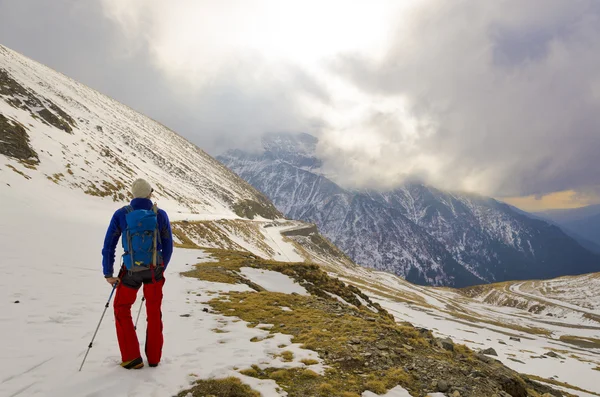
[122, 205, 162, 270]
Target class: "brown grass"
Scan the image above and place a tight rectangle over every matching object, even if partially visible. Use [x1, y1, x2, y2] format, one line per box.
[177, 376, 260, 397]
[525, 374, 599, 397]
[559, 335, 600, 349]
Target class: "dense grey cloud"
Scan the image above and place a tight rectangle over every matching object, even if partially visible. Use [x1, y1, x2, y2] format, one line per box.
[0, 0, 324, 154]
[328, 0, 600, 198]
[1, 0, 599, 201]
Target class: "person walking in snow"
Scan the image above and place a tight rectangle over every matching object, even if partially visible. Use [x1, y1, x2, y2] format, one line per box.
[102, 178, 173, 369]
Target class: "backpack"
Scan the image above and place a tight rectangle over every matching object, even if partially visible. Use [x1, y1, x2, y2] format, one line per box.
[122, 204, 162, 270]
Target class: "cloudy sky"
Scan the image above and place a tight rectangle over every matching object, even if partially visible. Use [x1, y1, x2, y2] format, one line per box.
[1, 0, 599, 211]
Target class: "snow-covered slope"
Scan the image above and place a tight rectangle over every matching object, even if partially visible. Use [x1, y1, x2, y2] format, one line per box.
[331, 262, 600, 396]
[0, 44, 278, 219]
[218, 133, 600, 287]
[0, 45, 595, 397]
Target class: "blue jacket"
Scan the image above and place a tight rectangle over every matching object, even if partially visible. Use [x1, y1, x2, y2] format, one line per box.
[102, 198, 173, 277]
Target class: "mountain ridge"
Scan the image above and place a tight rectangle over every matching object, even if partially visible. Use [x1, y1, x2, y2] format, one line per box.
[218, 132, 600, 287]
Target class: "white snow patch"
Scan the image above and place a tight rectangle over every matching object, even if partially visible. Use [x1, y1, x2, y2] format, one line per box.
[239, 267, 309, 295]
[362, 385, 412, 397]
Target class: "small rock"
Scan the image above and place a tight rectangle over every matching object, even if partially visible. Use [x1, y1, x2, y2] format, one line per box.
[349, 338, 361, 345]
[509, 337, 521, 342]
[498, 340, 507, 345]
[202, 308, 209, 313]
[476, 353, 496, 364]
[180, 314, 191, 317]
[402, 344, 414, 351]
[544, 351, 563, 359]
[430, 380, 438, 389]
[14, 300, 20, 304]
[440, 337, 455, 351]
[437, 380, 450, 392]
[480, 347, 498, 356]
[451, 391, 461, 397]
[196, 293, 202, 296]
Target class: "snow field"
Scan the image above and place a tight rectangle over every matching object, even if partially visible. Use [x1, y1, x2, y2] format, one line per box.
[0, 183, 323, 397]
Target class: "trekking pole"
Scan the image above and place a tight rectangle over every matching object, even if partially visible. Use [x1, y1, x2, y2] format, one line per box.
[134, 297, 145, 330]
[79, 282, 118, 371]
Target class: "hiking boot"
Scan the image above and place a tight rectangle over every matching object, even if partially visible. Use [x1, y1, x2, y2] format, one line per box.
[121, 357, 144, 369]
[149, 363, 158, 367]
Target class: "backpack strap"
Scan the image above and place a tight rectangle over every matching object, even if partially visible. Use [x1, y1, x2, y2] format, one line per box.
[123, 205, 135, 269]
[152, 203, 159, 268]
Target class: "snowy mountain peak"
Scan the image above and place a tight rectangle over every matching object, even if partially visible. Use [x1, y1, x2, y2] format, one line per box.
[219, 132, 600, 287]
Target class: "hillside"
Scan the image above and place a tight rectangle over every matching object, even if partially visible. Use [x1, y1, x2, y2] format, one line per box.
[1, 45, 596, 396]
[535, 205, 600, 247]
[218, 132, 600, 287]
[0, 44, 279, 219]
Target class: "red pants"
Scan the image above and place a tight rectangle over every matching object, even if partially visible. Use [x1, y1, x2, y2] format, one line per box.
[114, 271, 165, 364]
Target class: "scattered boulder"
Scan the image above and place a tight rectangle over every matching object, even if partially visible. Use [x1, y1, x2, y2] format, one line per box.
[439, 337, 455, 352]
[509, 337, 521, 342]
[481, 347, 498, 356]
[202, 308, 209, 313]
[437, 380, 450, 392]
[14, 300, 20, 304]
[498, 374, 527, 397]
[476, 353, 499, 364]
[180, 314, 191, 317]
[451, 391, 461, 397]
[498, 340, 507, 345]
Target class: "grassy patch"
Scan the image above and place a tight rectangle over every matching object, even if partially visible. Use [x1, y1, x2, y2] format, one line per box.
[443, 308, 551, 336]
[208, 290, 453, 395]
[301, 358, 319, 366]
[278, 351, 294, 362]
[177, 376, 260, 397]
[182, 249, 387, 315]
[525, 374, 599, 397]
[6, 164, 31, 179]
[232, 199, 281, 220]
[84, 179, 128, 201]
[47, 173, 64, 184]
[181, 248, 561, 397]
[239, 365, 409, 397]
[559, 335, 600, 349]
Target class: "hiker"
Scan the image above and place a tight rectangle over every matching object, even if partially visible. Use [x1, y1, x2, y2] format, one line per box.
[101, 178, 173, 369]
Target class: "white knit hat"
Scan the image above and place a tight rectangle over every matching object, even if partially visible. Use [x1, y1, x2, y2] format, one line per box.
[131, 178, 153, 199]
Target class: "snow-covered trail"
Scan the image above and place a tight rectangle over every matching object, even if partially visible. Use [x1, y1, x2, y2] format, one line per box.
[509, 282, 600, 317]
[0, 183, 305, 397]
